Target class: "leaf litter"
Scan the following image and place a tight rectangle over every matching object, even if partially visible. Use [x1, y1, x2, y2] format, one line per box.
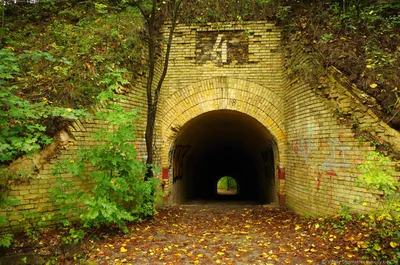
[85, 205, 366, 265]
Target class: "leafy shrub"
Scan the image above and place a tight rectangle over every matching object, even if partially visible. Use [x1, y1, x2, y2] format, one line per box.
[52, 83, 159, 232]
[356, 152, 400, 262]
[0, 171, 19, 247]
[0, 48, 86, 247]
[0, 48, 86, 164]
[356, 152, 398, 196]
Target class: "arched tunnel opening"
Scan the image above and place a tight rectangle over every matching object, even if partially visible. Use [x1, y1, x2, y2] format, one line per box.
[169, 110, 278, 205]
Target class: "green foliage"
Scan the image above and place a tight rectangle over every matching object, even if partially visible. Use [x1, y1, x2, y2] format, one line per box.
[3, 1, 145, 108]
[0, 48, 87, 164]
[62, 228, 85, 245]
[217, 176, 237, 190]
[339, 204, 353, 222]
[319, 33, 334, 45]
[355, 152, 400, 262]
[51, 73, 159, 232]
[51, 103, 158, 231]
[356, 151, 399, 222]
[0, 172, 19, 247]
[0, 46, 85, 247]
[20, 211, 54, 241]
[356, 152, 398, 196]
[0, 233, 13, 248]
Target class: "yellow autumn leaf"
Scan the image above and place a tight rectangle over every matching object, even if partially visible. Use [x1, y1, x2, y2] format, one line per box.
[120, 247, 127, 253]
[217, 251, 225, 256]
[198, 253, 204, 258]
[390, 242, 399, 248]
[194, 260, 200, 265]
[66, 108, 72, 112]
[295, 225, 302, 230]
[369, 83, 378, 88]
[357, 241, 368, 249]
[366, 64, 373, 69]
[307, 260, 313, 263]
[215, 259, 221, 264]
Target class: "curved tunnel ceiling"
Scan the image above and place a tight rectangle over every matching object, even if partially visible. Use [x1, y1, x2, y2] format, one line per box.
[171, 110, 277, 204]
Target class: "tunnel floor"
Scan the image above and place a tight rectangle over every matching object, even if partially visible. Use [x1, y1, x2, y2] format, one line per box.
[169, 110, 278, 205]
[86, 205, 367, 264]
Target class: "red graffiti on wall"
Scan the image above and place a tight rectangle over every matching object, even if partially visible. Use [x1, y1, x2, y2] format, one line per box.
[307, 134, 353, 200]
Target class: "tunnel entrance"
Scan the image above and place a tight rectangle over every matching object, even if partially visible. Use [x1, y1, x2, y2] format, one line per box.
[169, 110, 278, 205]
[217, 176, 238, 196]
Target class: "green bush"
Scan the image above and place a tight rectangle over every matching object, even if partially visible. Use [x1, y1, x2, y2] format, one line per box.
[51, 83, 159, 232]
[356, 152, 398, 196]
[0, 47, 85, 247]
[0, 48, 86, 164]
[356, 152, 400, 262]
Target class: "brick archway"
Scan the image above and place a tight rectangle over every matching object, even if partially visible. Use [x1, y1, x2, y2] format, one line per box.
[158, 77, 287, 204]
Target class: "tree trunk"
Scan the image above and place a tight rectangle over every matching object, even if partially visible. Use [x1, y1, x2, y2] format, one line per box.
[144, 0, 181, 180]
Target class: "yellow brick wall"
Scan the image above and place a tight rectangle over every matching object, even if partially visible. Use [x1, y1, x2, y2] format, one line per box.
[283, 37, 400, 216]
[157, 21, 286, 198]
[159, 21, 399, 215]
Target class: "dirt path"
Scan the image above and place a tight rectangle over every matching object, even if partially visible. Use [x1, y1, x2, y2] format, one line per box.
[87, 204, 364, 265]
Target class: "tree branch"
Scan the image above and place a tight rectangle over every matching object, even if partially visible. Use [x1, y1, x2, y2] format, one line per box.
[152, 0, 182, 110]
[130, 0, 150, 24]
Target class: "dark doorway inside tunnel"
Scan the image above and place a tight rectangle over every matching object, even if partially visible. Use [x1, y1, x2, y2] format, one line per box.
[169, 110, 278, 205]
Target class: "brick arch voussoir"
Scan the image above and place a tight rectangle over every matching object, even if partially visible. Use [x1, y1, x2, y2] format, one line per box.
[159, 78, 286, 167]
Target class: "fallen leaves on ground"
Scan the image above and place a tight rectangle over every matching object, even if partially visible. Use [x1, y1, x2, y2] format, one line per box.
[84, 205, 365, 265]
[7, 204, 397, 264]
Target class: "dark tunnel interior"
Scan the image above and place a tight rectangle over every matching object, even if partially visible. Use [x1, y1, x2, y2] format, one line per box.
[170, 110, 278, 205]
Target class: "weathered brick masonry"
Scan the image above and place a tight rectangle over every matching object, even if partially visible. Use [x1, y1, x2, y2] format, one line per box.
[158, 22, 399, 214]
[2, 21, 400, 228]
[283, 33, 400, 215]
[157, 22, 286, 204]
